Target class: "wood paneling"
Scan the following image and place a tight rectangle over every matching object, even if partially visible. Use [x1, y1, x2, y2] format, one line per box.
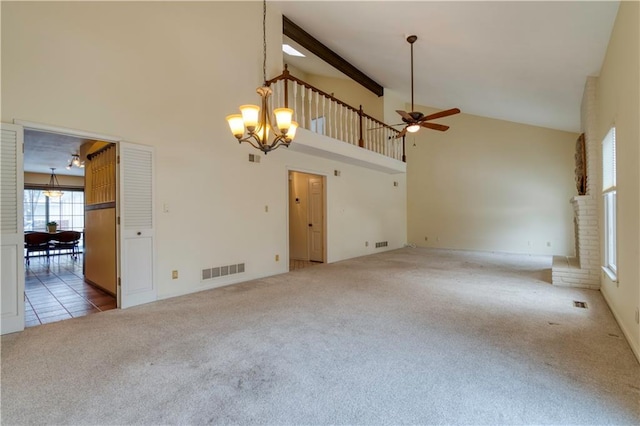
[85, 144, 116, 204]
[84, 208, 117, 295]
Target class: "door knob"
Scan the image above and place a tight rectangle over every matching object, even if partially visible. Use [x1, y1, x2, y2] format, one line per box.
[308, 224, 312, 227]
[137, 232, 142, 236]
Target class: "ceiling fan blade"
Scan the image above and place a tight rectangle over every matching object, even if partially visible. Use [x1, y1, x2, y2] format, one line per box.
[395, 128, 408, 139]
[396, 110, 413, 121]
[421, 122, 450, 132]
[419, 108, 461, 122]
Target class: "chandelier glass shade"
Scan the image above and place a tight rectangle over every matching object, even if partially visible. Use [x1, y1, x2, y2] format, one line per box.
[226, 0, 297, 154]
[43, 168, 64, 198]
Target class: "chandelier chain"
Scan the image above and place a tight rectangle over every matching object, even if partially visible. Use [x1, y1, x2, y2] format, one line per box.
[262, 0, 267, 84]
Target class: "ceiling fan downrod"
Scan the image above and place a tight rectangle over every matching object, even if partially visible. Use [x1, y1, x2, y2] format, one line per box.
[407, 35, 417, 112]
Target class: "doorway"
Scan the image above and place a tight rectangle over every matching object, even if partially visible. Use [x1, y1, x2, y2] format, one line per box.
[2, 121, 157, 334]
[22, 129, 117, 326]
[288, 171, 326, 271]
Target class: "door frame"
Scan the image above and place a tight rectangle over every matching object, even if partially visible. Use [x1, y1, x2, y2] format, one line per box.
[13, 119, 126, 308]
[286, 167, 327, 269]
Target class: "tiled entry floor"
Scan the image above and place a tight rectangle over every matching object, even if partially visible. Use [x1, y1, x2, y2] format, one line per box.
[25, 254, 116, 327]
[289, 259, 322, 271]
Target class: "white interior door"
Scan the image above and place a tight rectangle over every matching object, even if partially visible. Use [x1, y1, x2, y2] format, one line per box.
[1, 123, 25, 334]
[118, 141, 156, 309]
[308, 176, 324, 262]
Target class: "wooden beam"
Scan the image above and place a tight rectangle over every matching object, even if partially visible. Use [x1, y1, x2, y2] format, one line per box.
[283, 16, 384, 97]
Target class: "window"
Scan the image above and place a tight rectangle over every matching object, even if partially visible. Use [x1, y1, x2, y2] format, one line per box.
[311, 116, 325, 135]
[24, 189, 85, 245]
[602, 127, 616, 280]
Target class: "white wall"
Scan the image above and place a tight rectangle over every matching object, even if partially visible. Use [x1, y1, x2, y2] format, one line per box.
[407, 106, 577, 256]
[24, 172, 84, 188]
[304, 74, 384, 122]
[595, 0, 640, 359]
[1, 2, 407, 300]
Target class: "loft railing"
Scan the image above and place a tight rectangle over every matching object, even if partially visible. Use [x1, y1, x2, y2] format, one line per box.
[266, 67, 406, 162]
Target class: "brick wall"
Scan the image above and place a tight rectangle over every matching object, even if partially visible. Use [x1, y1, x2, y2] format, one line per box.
[552, 78, 601, 289]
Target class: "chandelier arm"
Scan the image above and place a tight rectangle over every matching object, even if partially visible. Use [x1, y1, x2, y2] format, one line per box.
[260, 87, 286, 138]
[268, 134, 289, 149]
[238, 135, 264, 151]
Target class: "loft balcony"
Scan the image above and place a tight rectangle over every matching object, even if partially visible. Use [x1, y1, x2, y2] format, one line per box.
[267, 68, 406, 174]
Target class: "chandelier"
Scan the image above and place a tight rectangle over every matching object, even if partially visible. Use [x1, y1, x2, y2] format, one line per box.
[66, 154, 85, 170]
[43, 168, 63, 198]
[226, 0, 297, 154]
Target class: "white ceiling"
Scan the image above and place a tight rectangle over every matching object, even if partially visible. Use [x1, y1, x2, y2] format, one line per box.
[275, 1, 619, 132]
[23, 1, 618, 173]
[24, 130, 89, 177]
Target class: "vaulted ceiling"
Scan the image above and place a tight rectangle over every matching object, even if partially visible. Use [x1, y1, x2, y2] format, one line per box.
[275, 1, 619, 133]
[24, 1, 619, 176]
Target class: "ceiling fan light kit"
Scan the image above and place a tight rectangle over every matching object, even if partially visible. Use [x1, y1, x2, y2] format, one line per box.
[394, 35, 460, 139]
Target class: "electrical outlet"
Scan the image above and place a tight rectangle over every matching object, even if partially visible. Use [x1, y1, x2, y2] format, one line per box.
[265, 205, 269, 213]
[547, 241, 551, 247]
[424, 236, 428, 241]
[172, 270, 178, 279]
[275, 254, 279, 261]
[635, 308, 639, 324]
[365, 241, 369, 247]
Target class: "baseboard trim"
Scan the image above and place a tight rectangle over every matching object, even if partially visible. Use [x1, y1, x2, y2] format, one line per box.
[601, 288, 640, 365]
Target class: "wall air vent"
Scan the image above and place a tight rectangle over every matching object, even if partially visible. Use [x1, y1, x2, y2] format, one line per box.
[375, 241, 388, 248]
[202, 263, 245, 282]
[573, 301, 588, 309]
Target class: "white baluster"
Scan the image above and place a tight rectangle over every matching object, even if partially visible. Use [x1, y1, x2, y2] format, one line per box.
[350, 109, 354, 145]
[338, 105, 342, 142]
[333, 101, 338, 139]
[292, 83, 298, 124]
[322, 96, 326, 135]
[307, 88, 312, 130]
[314, 92, 319, 133]
[300, 87, 306, 129]
[331, 101, 335, 139]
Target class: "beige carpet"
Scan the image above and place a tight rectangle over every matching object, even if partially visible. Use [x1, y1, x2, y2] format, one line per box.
[2, 248, 639, 425]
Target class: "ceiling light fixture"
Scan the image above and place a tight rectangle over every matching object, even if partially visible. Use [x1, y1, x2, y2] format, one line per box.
[43, 168, 64, 198]
[282, 44, 305, 57]
[66, 154, 85, 170]
[226, 0, 297, 154]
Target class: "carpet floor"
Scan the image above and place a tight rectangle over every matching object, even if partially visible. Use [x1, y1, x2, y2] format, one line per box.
[2, 248, 639, 425]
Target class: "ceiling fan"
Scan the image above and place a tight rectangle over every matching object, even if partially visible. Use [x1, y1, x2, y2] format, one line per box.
[394, 35, 460, 139]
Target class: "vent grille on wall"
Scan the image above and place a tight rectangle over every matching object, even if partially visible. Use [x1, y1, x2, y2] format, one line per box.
[202, 263, 245, 281]
[375, 241, 388, 248]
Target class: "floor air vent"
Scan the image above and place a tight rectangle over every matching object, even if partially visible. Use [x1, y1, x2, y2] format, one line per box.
[375, 241, 388, 248]
[202, 263, 245, 281]
[573, 301, 588, 309]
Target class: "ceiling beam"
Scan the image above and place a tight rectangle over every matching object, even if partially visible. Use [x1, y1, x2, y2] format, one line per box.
[283, 16, 384, 97]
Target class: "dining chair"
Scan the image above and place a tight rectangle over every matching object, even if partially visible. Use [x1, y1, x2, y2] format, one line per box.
[49, 231, 82, 260]
[24, 232, 52, 264]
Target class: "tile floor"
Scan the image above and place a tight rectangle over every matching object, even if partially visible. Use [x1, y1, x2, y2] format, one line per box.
[25, 253, 116, 327]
